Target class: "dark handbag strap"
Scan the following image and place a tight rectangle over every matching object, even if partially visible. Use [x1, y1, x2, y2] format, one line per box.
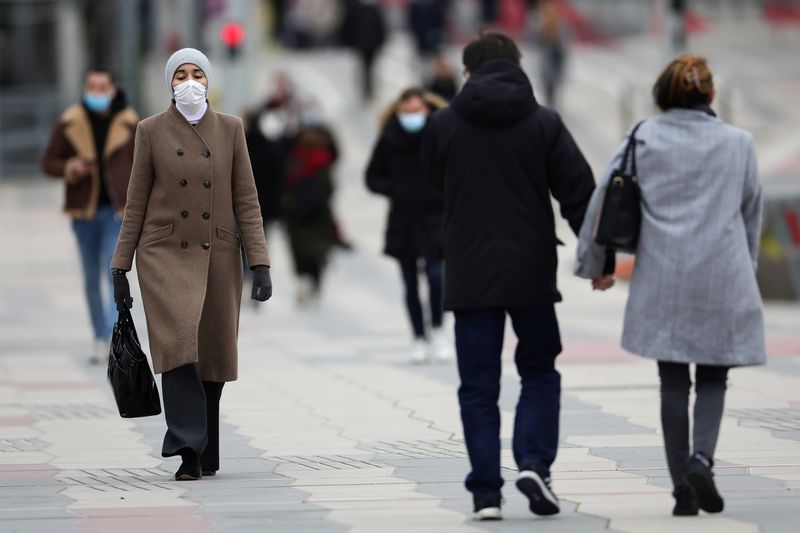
[618, 120, 645, 176]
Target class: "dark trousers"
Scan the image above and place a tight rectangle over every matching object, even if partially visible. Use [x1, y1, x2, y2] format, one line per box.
[454, 306, 562, 499]
[399, 259, 444, 339]
[161, 364, 225, 471]
[658, 362, 729, 489]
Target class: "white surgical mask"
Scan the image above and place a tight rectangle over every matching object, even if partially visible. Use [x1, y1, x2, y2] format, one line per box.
[173, 80, 207, 113]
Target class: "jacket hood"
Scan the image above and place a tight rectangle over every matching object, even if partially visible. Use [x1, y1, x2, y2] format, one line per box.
[452, 60, 537, 127]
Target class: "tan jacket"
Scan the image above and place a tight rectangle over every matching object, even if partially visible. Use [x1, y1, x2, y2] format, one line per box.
[112, 104, 270, 381]
[41, 104, 138, 219]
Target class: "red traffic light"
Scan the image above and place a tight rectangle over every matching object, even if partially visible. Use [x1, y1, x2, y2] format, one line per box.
[220, 22, 245, 48]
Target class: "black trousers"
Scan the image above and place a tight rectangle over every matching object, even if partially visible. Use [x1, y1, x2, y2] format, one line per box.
[399, 259, 444, 339]
[658, 361, 729, 489]
[161, 363, 225, 471]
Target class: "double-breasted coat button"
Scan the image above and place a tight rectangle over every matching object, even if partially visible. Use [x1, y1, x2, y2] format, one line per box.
[180, 241, 189, 249]
[176, 148, 184, 156]
[201, 242, 210, 250]
[181, 210, 189, 218]
[179, 179, 188, 187]
[202, 212, 210, 220]
[203, 180, 211, 189]
[201, 149, 211, 158]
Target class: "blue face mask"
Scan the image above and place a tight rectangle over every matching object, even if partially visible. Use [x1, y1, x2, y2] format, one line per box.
[84, 93, 112, 113]
[397, 112, 427, 133]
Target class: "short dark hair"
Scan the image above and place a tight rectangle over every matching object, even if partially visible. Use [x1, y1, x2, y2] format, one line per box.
[462, 31, 521, 73]
[85, 67, 116, 84]
[652, 55, 714, 111]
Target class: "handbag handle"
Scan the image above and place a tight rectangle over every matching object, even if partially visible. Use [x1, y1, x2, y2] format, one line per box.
[618, 120, 645, 177]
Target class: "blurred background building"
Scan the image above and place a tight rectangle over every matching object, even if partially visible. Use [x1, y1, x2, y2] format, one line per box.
[1, 0, 799, 297]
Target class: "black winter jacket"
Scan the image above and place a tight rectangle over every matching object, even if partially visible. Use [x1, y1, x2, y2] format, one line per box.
[366, 116, 444, 262]
[421, 59, 595, 310]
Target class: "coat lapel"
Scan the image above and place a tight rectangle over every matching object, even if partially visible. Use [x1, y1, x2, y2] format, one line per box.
[104, 108, 139, 158]
[62, 105, 96, 161]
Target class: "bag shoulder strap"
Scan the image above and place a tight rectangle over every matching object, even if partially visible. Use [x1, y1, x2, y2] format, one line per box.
[618, 120, 645, 175]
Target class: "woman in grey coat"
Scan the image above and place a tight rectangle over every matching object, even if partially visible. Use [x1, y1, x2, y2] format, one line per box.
[575, 55, 765, 516]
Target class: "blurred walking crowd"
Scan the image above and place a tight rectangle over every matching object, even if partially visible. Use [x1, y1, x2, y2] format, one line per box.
[38, 0, 766, 524]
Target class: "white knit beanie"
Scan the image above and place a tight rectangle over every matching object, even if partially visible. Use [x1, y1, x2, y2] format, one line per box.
[165, 48, 212, 91]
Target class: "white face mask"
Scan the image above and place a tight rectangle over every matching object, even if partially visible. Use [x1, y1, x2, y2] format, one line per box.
[173, 79, 207, 113]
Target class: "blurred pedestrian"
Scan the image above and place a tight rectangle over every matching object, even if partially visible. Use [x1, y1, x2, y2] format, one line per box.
[425, 55, 459, 102]
[41, 68, 139, 365]
[110, 49, 272, 481]
[282, 123, 339, 305]
[535, 0, 567, 108]
[245, 72, 301, 234]
[421, 31, 597, 520]
[576, 55, 765, 517]
[366, 87, 451, 363]
[340, 0, 387, 101]
[408, 0, 447, 59]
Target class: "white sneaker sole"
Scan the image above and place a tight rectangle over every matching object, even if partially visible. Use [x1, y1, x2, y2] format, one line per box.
[473, 507, 502, 521]
[517, 471, 560, 516]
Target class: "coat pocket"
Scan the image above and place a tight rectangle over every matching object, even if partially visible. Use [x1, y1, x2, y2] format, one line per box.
[139, 224, 173, 247]
[216, 226, 242, 248]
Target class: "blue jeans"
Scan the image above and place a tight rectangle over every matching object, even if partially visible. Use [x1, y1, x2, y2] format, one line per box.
[71, 205, 122, 340]
[454, 305, 562, 499]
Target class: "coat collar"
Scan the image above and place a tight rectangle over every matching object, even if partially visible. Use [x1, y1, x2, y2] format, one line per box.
[167, 101, 216, 149]
[60, 104, 138, 160]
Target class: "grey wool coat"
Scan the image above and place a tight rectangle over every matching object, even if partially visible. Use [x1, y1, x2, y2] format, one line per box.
[111, 104, 270, 381]
[575, 108, 766, 367]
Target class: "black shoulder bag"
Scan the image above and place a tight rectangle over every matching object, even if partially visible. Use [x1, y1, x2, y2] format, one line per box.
[107, 309, 162, 418]
[594, 121, 645, 253]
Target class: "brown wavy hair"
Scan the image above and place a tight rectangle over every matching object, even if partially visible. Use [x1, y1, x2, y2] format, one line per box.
[652, 55, 714, 111]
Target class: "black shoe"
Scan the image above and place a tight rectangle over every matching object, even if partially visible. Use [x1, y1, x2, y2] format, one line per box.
[175, 453, 201, 481]
[672, 485, 699, 516]
[517, 470, 560, 516]
[686, 453, 724, 513]
[201, 469, 217, 477]
[473, 496, 502, 521]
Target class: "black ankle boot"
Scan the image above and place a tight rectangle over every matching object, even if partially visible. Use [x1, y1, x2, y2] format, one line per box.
[175, 451, 201, 481]
[672, 485, 698, 516]
[687, 453, 724, 513]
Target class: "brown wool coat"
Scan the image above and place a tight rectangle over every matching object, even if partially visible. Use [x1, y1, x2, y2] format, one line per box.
[42, 104, 139, 219]
[111, 104, 270, 382]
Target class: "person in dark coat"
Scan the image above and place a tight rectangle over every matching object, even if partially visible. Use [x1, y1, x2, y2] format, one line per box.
[420, 31, 606, 521]
[282, 124, 339, 305]
[339, 0, 387, 101]
[425, 55, 459, 102]
[244, 73, 301, 232]
[366, 87, 451, 363]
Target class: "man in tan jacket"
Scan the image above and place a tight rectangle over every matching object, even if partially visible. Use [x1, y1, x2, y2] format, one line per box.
[42, 68, 139, 363]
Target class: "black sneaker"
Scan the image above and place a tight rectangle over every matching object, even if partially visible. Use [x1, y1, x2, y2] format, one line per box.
[672, 485, 699, 516]
[473, 496, 502, 521]
[517, 470, 560, 516]
[686, 453, 724, 513]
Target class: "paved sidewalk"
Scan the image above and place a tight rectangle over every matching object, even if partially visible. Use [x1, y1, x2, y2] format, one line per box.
[2, 180, 799, 533]
[3, 18, 800, 532]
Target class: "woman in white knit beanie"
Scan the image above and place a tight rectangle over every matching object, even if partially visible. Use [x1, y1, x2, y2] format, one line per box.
[111, 47, 272, 481]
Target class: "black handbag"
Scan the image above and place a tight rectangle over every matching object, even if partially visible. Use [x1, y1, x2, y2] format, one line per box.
[594, 121, 645, 253]
[107, 308, 162, 418]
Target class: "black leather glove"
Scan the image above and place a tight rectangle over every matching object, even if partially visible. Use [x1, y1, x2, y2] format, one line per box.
[111, 269, 133, 311]
[251, 266, 272, 302]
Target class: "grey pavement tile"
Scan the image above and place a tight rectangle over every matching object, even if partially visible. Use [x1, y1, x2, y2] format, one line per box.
[0, 518, 80, 533]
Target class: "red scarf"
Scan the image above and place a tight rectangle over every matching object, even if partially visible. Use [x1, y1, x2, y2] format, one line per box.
[286, 146, 333, 188]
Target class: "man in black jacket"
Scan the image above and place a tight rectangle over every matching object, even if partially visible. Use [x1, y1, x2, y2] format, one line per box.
[421, 32, 605, 520]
